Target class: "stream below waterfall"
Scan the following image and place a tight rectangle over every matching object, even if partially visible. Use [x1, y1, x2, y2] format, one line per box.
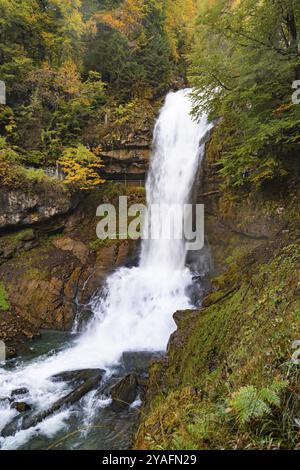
[1, 331, 161, 449]
[0, 89, 212, 450]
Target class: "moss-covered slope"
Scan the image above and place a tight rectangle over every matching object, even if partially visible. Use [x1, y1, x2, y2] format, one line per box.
[136, 239, 300, 450]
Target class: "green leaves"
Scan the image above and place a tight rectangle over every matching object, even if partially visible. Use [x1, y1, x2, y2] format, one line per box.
[190, 0, 300, 189]
[0, 282, 9, 311]
[228, 381, 287, 425]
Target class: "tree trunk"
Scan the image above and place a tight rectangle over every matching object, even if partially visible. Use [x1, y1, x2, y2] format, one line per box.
[286, 3, 300, 79]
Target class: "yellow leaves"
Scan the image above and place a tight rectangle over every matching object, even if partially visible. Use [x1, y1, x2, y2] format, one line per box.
[94, 0, 197, 66]
[67, 10, 84, 36]
[55, 61, 82, 96]
[84, 17, 98, 36]
[95, 0, 146, 39]
[99, 12, 124, 32]
[166, 0, 197, 31]
[41, 31, 56, 48]
[0, 154, 14, 186]
[1, 0, 41, 24]
[58, 145, 105, 191]
[60, 162, 104, 190]
[165, 0, 198, 60]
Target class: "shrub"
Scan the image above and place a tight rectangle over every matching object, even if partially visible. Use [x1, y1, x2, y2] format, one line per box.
[228, 381, 287, 426]
[19, 167, 47, 183]
[58, 144, 104, 190]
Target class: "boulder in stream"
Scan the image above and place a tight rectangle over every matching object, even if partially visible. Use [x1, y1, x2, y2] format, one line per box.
[50, 368, 105, 385]
[11, 387, 29, 397]
[11, 401, 31, 413]
[121, 351, 163, 374]
[110, 373, 139, 411]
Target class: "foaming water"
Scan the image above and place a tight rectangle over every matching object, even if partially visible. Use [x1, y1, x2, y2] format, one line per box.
[0, 89, 211, 449]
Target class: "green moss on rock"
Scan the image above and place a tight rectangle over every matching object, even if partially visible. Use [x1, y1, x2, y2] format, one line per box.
[136, 241, 300, 450]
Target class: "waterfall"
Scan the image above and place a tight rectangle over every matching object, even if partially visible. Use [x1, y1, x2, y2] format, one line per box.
[141, 89, 210, 270]
[0, 89, 212, 449]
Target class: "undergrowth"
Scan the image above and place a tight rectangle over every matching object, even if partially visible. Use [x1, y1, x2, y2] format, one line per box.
[136, 242, 300, 450]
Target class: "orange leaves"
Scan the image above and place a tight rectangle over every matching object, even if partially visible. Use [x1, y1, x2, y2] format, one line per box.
[272, 103, 294, 115]
[99, 12, 124, 32]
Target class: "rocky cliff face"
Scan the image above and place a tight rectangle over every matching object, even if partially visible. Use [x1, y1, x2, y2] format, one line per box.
[0, 184, 144, 357]
[197, 129, 300, 275]
[100, 148, 149, 182]
[0, 184, 82, 231]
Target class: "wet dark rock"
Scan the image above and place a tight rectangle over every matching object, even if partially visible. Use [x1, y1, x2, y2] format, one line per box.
[1, 245, 15, 259]
[110, 373, 139, 411]
[121, 351, 163, 374]
[137, 376, 148, 393]
[20, 230, 36, 242]
[5, 346, 17, 359]
[50, 368, 105, 385]
[23, 240, 39, 250]
[99, 152, 149, 182]
[0, 189, 140, 343]
[75, 307, 94, 331]
[11, 387, 29, 397]
[22, 369, 104, 430]
[11, 401, 31, 413]
[167, 310, 199, 353]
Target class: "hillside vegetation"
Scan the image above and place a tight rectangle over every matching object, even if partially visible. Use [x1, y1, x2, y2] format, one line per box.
[0, 0, 196, 189]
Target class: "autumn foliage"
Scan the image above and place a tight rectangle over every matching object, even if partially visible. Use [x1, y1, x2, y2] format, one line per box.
[0, 0, 198, 191]
[58, 145, 104, 191]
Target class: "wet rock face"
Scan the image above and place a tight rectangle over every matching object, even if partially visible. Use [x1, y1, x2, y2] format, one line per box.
[167, 310, 200, 353]
[0, 187, 140, 347]
[0, 307, 39, 352]
[110, 373, 139, 411]
[100, 151, 149, 182]
[0, 238, 132, 341]
[121, 351, 163, 374]
[50, 368, 105, 386]
[196, 131, 299, 277]
[0, 188, 81, 231]
[52, 237, 89, 264]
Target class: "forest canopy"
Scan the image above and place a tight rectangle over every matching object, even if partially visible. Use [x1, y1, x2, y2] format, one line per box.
[190, 0, 300, 188]
[0, 0, 196, 188]
[0, 0, 299, 190]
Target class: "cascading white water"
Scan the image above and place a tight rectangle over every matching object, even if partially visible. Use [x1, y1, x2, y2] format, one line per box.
[141, 89, 210, 270]
[0, 89, 212, 449]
